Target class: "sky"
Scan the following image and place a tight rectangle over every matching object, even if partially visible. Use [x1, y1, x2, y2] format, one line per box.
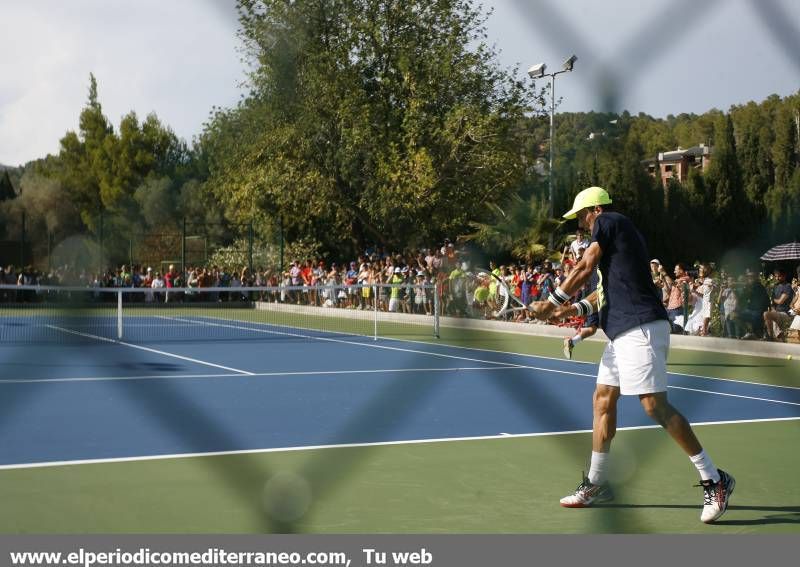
[1, 0, 799, 167]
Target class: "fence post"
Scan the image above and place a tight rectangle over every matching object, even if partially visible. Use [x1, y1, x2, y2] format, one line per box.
[181, 217, 187, 276]
[99, 211, 104, 272]
[248, 221, 254, 274]
[434, 282, 441, 338]
[20, 211, 26, 268]
[47, 232, 52, 273]
[279, 215, 284, 275]
[117, 290, 123, 340]
[373, 284, 378, 341]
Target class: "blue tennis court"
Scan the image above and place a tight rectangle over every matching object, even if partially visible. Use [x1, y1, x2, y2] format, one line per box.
[2, 319, 798, 468]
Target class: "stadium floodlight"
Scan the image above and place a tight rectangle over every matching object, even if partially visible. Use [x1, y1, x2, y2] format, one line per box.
[528, 55, 578, 248]
[527, 63, 547, 79]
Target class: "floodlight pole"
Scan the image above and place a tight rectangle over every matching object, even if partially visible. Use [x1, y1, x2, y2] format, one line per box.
[546, 67, 574, 224]
[548, 73, 556, 222]
[529, 55, 576, 250]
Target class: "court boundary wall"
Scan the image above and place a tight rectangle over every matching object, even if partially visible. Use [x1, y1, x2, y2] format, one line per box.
[254, 300, 799, 359]
[437, 315, 800, 360]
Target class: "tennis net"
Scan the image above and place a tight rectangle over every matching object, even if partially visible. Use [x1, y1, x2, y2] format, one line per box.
[0, 284, 440, 345]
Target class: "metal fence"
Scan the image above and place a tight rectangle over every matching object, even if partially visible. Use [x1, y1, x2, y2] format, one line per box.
[2, 0, 798, 534]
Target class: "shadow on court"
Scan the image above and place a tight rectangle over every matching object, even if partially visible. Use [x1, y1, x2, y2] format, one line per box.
[668, 363, 783, 369]
[599, 504, 800, 525]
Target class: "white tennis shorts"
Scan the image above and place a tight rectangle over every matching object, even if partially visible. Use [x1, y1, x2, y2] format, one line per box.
[597, 319, 670, 395]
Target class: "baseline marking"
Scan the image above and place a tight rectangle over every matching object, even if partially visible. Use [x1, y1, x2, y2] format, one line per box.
[2, 416, 798, 471]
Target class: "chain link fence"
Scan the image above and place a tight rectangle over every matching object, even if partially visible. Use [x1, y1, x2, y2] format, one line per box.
[2, 0, 798, 533]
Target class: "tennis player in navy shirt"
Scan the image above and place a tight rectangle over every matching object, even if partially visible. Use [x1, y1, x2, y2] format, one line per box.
[531, 186, 735, 524]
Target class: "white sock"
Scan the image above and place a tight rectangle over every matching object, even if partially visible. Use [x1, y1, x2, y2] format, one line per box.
[690, 450, 720, 483]
[587, 451, 609, 485]
[571, 334, 583, 344]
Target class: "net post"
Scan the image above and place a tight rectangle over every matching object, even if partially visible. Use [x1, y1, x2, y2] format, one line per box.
[434, 282, 441, 338]
[373, 284, 378, 341]
[117, 290, 123, 340]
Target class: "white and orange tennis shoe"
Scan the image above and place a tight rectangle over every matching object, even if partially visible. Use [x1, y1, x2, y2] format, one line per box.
[560, 473, 614, 508]
[698, 469, 735, 523]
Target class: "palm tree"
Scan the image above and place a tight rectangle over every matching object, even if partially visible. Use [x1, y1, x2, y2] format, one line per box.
[462, 194, 564, 263]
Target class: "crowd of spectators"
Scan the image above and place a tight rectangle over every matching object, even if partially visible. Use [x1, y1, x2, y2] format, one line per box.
[2, 231, 798, 342]
[651, 260, 799, 342]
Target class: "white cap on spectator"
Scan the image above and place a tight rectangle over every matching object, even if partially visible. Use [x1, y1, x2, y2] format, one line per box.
[650, 259, 661, 265]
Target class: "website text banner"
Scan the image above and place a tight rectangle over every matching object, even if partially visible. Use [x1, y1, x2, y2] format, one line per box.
[0, 535, 794, 567]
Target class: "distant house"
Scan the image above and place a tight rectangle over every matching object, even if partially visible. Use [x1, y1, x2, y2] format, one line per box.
[644, 144, 713, 187]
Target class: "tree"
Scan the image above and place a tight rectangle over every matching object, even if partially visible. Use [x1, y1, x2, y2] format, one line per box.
[0, 170, 15, 202]
[461, 195, 561, 263]
[764, 99, 800, 241]
[0, 172, 82, 262]
[705, 114, 747, 242]
[202, 0, 540, 257]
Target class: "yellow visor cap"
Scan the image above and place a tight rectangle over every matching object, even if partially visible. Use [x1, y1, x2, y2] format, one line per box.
[562, 186, 613, 219]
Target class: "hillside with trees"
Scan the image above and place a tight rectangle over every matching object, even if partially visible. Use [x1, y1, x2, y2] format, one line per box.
[0, 0, 798, 272]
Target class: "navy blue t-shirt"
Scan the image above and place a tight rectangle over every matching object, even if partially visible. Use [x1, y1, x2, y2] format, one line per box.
[591, 212, 668, 340]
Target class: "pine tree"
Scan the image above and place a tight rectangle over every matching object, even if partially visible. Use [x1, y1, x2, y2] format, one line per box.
[706, 114, 746, 242]
[0, 170, 16, 202]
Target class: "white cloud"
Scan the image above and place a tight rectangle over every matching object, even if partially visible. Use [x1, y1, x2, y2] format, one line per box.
[493, 0, 800, 116]
[2, 0, 798, 166]
[0, 0, 243, 166]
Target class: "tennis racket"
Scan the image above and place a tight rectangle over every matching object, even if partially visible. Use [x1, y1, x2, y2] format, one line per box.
[466, 268, 533, 319]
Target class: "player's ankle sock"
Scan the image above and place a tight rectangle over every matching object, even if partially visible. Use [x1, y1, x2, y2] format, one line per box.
[571, 335, 583, 344]
[690, 450, 720, 483]
[587, 451, 609, 485]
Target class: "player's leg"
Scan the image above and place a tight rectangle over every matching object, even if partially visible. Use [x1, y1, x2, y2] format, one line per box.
[639, 391, 735, 523]
[593, 384, 620, 453]
[639, 392, 701, 455]
[628, 320, 734, 523]
[560, 344, 619, 508]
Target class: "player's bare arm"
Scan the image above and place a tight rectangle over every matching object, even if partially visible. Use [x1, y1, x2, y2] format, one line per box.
[531, 241, 603, 320]
[550, 290, 598, 319]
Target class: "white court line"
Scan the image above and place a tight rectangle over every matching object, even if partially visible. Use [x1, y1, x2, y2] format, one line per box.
[5, 363, 794, 409]
[19, 323, 800, 408]
[165, 316, 800, 406]
[669, 385, 800, 406]
[162, 315, 551, 373]
[2, 415, 798, 471]
[0, 365, 519, 385]
[167, 313, 800, 392]
[388, 334, 800, 391]
[45, 325, 254, 376]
